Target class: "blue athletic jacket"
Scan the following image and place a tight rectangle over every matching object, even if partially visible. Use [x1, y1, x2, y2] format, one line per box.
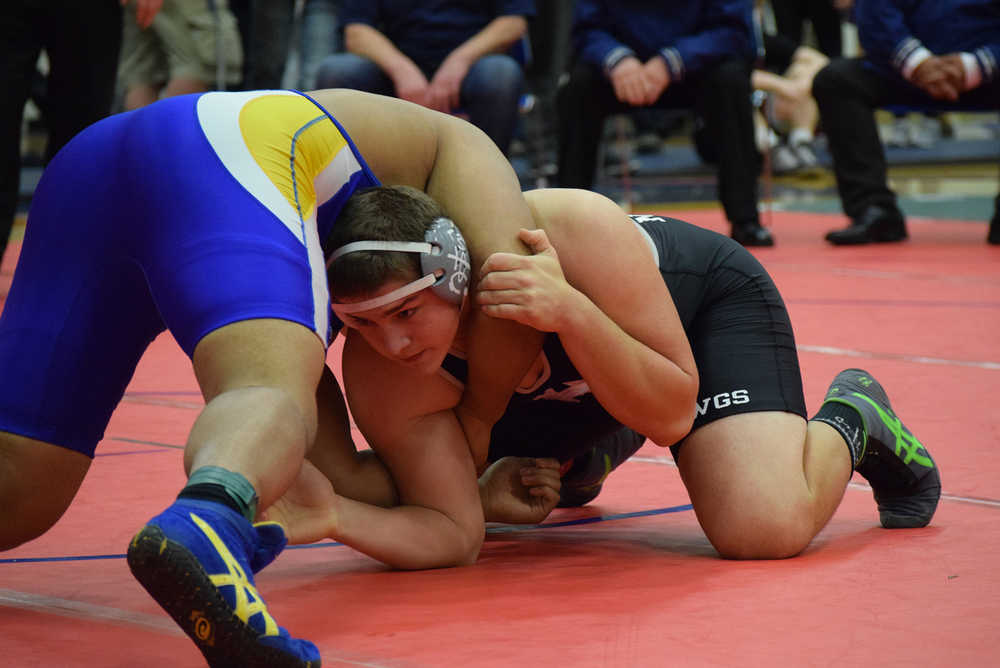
[855, 0, 1000, 82]
[342, 0, 535, 74]
[571, 0, 755, 83]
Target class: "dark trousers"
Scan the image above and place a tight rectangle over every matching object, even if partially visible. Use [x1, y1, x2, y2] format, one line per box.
[557, 58, 761, 228]
[0, 0, 123, 259]
[230, 0, 296, 89]
[812, 58, 1000, 219]
[770, 0, 843, 58]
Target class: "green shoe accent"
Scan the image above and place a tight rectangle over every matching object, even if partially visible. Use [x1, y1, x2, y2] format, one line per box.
[822, 369, 941, 528]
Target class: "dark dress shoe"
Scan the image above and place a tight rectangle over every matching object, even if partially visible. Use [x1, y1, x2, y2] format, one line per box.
[731, 222, 774, 247]
[988, 213, 1000, 245]
[826, 205, 907, 245]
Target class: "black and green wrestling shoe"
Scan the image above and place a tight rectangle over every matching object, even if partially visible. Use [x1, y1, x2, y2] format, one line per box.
[558, 428, 646, 507]
[822, 368, 940, 528]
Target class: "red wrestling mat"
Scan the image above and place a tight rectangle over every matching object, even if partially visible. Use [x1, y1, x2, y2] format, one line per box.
[2, 210, 999, 667]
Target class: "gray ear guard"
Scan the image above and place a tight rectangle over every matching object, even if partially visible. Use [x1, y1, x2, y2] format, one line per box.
[422, 217, 471, 303]
[328, 217, 470, 314]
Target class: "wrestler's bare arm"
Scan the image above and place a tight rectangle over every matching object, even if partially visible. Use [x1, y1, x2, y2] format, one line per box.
[305, 364, 398, 508]
[332, 330, 486, 569]
[309, 89, 545, 469]
[481, 189, 699, 446]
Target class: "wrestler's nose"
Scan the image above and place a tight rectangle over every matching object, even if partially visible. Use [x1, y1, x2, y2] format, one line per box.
[383, 325, 412, 357]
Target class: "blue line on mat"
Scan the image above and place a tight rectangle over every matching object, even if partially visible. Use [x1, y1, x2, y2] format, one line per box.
[0, 504, 694, 564]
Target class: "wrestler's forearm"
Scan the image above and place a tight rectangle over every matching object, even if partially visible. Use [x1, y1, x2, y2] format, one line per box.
[331, 496, 484, 570]
[557, 291, 697, 447]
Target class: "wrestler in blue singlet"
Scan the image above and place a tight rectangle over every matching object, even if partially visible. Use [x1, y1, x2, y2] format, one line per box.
[0, 90, 379, 456]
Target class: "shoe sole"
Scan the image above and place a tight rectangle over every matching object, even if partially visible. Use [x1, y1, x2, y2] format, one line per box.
[875, 467, 941, 529]
[127, 526, 319, 668]
[825, 229, 907, 245]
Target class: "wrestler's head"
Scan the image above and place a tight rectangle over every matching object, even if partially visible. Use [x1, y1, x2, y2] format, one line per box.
[327, 186, 470, 372]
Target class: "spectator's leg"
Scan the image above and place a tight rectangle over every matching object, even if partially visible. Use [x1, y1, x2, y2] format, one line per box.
[43, 0, 123, 162]
[0, 2, 42, 260]
[298, 0, 340, 90]
[233, 0, 295, 89]
[771, 0, 805, 48]
[525, 0, 574, 174]
[313, 53, 392, 94]
[556, 62, 618, 189]
[695, 59, 770, 245]
[811, 58, 897, 219]
[806, 0, 843, 58]
[460, 54, 524, 156]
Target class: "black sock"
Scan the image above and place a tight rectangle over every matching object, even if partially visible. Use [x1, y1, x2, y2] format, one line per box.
[177, 483, 245, 516]
[810, 402, 866, 468]
[176, 466, 259, 521]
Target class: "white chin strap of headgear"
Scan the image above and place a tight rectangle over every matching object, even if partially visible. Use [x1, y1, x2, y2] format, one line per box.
[328, 240, 441, 315]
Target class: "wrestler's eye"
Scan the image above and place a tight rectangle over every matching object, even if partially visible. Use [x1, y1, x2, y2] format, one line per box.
[349, 316, 373, 328]
[397, 308, 418, 320]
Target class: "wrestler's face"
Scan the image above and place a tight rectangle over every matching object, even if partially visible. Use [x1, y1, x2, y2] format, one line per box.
[338, 279, 464, 374]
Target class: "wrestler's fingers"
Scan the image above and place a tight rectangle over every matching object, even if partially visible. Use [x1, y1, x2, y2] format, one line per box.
[531, 457, 561, 470]
[476, 286, 528, 306]
[477, 268, 529, 293]
[529, 485, 561, 505]
[521, 465, 562, 490]
[480, 250, 531, 275]
[479, 302, 528, 323]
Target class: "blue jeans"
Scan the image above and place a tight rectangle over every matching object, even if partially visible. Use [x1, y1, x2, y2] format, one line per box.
[315, 52, 524, 155]
[297, 0, 339, 90]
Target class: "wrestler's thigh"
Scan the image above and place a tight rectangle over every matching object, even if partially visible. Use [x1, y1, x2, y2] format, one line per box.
[191, 319, 326, 418]
[677, 411, 812, 558]
[0, 432, 92, 550]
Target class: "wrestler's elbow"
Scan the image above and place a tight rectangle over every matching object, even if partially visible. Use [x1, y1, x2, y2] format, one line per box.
[648, 385, 698, 447]
[648, 412, 696, 449]
[451, 525, 485, 567]
[396, 528, 483, 571]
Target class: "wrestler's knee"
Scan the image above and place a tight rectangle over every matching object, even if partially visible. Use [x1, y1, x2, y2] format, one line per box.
[699, 500, 814, 560]
[0, 431, 91, 551]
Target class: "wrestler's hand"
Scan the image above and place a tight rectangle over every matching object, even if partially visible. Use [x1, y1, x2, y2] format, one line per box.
[477, 228, 582, 332]
[258, 459, 340, 545]
[479, 457, 562, 524]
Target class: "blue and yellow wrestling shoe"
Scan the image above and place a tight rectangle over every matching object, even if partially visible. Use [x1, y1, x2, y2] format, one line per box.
[127, 499, 321, 668]
[822, 369, 941, 528]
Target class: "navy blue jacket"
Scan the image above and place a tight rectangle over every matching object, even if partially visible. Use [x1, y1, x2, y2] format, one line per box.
[342, 0, 535, 75]
[855, 0, 1000, 82]
[571, 0, 755, 83]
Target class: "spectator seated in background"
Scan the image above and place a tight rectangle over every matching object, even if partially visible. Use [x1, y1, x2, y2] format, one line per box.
[556, 0, 773, 247]
[812, 0, 1000, 245]
[314, 0, 534, 157]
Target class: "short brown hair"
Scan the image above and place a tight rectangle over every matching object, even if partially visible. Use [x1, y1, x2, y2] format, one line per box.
[326, 185, 449, 301]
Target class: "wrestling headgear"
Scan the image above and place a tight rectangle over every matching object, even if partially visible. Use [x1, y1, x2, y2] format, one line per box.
[328, 217, 470, 314]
